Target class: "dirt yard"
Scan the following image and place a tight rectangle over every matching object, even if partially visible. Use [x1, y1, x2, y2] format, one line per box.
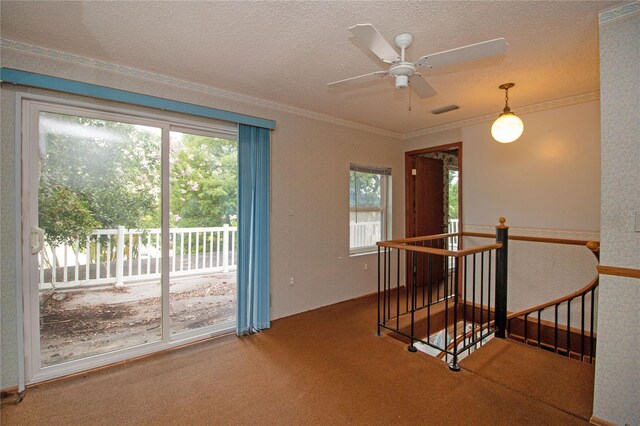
[39, 272, 235, 366]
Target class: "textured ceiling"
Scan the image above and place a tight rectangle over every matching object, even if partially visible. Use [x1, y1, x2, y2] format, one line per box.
[0, 1, 621, 134]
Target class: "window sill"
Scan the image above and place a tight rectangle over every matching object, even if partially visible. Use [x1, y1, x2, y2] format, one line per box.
[349, 249, 378, 257]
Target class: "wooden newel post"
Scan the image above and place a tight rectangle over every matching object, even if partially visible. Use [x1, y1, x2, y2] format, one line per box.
[495, 217, 509, 338]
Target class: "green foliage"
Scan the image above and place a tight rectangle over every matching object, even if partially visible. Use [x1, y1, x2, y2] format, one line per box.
[38, 183, 98, 247]
[39, 113, 161, 246]
[350, 171, 382, 208]
[448, 171, 459, 219]
[170, 134, 237, 227]
[38, 112, 238, 247]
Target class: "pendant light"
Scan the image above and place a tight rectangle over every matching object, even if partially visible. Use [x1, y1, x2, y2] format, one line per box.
[491, 83, 524, 143]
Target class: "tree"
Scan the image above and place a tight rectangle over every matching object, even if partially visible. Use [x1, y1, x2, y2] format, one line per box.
[38, 112, 161, 247]
[448, 171, 459, 219]
[39, 112, 238, 257]
[350, 171, 382, 209]
[170, 133, 237, 228]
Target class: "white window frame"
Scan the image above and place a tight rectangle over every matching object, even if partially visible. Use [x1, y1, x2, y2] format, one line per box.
[349, 164, 392, 256]
[19, 93, 237, 384]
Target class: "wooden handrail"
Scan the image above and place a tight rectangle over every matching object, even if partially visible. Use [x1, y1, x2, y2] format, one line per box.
[382, 232, 458, 244]
[376, 241, 502, 258]
[597, 265, 640, 279]
[507, 275, 599, 320]
[462, 231, 596, 247]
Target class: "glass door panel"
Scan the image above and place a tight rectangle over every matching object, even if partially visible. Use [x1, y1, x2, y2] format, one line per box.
[36, 111, 162, 367]
[169, 130, 237, 335]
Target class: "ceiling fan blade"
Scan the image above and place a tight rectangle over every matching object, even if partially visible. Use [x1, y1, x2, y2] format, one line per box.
[417, 38, 508, 69]
[409, 75, 437, 98]
[327, 71, 388, 87]
[349, 24, 400, 63]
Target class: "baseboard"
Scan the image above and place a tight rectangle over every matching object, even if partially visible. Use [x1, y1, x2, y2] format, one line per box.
[0, 386, 25, 405]
[590, 415, 618, 426]
[0, 385, 18, 397]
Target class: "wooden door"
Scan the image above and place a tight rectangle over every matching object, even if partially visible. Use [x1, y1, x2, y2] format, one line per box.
[407, 156, 446, 299]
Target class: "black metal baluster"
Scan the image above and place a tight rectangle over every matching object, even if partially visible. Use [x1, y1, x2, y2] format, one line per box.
[581, 294, 585, 362]
[408, 251, 418, 353]
[472, 253, 476, 337]
[524, 313, 529, 344]
[463, 255, 468, 351]
[377, 245, 381, 336]
[387, 248, 391, 322]
[590, 288, 595, 363]
[427, 252, 432, 341]
[444, 239, 449, 298]
[400, 248, 406, 315]
[444, 251, 449, 353]
[450, 256, 460, 371]
[382, 247, 387, 326]
[554, 304, 559, 353]
[479, 252, 484, 346]
[396, 252, 400, 331]
[567, 298, 572, 358]
[537, 309, 542, 348]
[421, 241, 426, 308]
[488, 250, 492, 332]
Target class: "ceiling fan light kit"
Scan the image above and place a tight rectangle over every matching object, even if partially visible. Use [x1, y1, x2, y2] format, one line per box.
[328, 23, 508, 100]
[491, 82, 524, 143]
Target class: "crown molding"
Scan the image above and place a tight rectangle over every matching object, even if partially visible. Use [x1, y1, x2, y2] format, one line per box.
[599, 1, 639, 24]
[1, 38, 600, 141]
[403, 91, 600, 140]
[0, 38, 402, 139]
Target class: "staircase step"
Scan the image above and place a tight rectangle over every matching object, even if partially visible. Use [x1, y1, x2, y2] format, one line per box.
[459, 338, 594, 421]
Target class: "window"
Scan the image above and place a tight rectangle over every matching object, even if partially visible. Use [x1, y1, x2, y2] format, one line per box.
[349, 164, 391, 254]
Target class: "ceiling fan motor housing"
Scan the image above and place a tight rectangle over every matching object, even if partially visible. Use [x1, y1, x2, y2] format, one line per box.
[389, 62, 415, 89]
[395, 75, 408, 89]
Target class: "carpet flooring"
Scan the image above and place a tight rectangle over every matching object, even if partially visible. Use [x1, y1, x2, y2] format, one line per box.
[458, 337, 595, 420]
[1, 294, 591, 425]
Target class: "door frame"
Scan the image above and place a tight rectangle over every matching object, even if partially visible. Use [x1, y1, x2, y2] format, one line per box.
[18, 93, 237, 385]
[405, 142, 463, 240]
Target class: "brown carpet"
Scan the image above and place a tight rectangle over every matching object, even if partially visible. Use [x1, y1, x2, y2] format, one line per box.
[459, 337, 595, 420]
[1, 295, 589, 425]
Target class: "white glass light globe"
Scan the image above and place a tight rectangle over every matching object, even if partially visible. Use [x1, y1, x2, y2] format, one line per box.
[491, 113, 524, 143]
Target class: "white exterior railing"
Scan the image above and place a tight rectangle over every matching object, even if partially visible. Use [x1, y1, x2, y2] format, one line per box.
[39, 225, 237, 290]
[350, 221, 382, 249]
[448, 219, 459, 250]
[349, 219, 459, 251]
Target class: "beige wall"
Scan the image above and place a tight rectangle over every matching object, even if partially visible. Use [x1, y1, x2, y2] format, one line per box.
[593, 6, 640, 424]
[0, 47, 404, 387]
[462, 102, 600, 231]
[405, 101, 601, 317]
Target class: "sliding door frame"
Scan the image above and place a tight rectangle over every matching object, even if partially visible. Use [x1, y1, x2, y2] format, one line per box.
[19, 93, 237, 384]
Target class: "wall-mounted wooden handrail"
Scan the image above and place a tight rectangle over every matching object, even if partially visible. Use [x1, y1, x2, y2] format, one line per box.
[462, 231, 597, 247]
[376, 241, 502, 258]
[597, 265, 640, 279]
[506, 275, 599, 321]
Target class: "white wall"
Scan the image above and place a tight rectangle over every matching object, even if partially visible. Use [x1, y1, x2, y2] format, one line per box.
[405, 100, 601, 316]
[0, 47, 404, 387]
[593, 6, 640, 424]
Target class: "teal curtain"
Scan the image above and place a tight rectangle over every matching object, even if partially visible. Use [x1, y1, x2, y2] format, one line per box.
[237, 124, 270, 335]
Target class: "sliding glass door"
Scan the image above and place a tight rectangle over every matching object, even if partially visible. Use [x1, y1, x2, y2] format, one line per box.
[22, 99, 237, 383]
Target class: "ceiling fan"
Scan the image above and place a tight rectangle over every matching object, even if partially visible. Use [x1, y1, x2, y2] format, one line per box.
[328, 24, 508, 98]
